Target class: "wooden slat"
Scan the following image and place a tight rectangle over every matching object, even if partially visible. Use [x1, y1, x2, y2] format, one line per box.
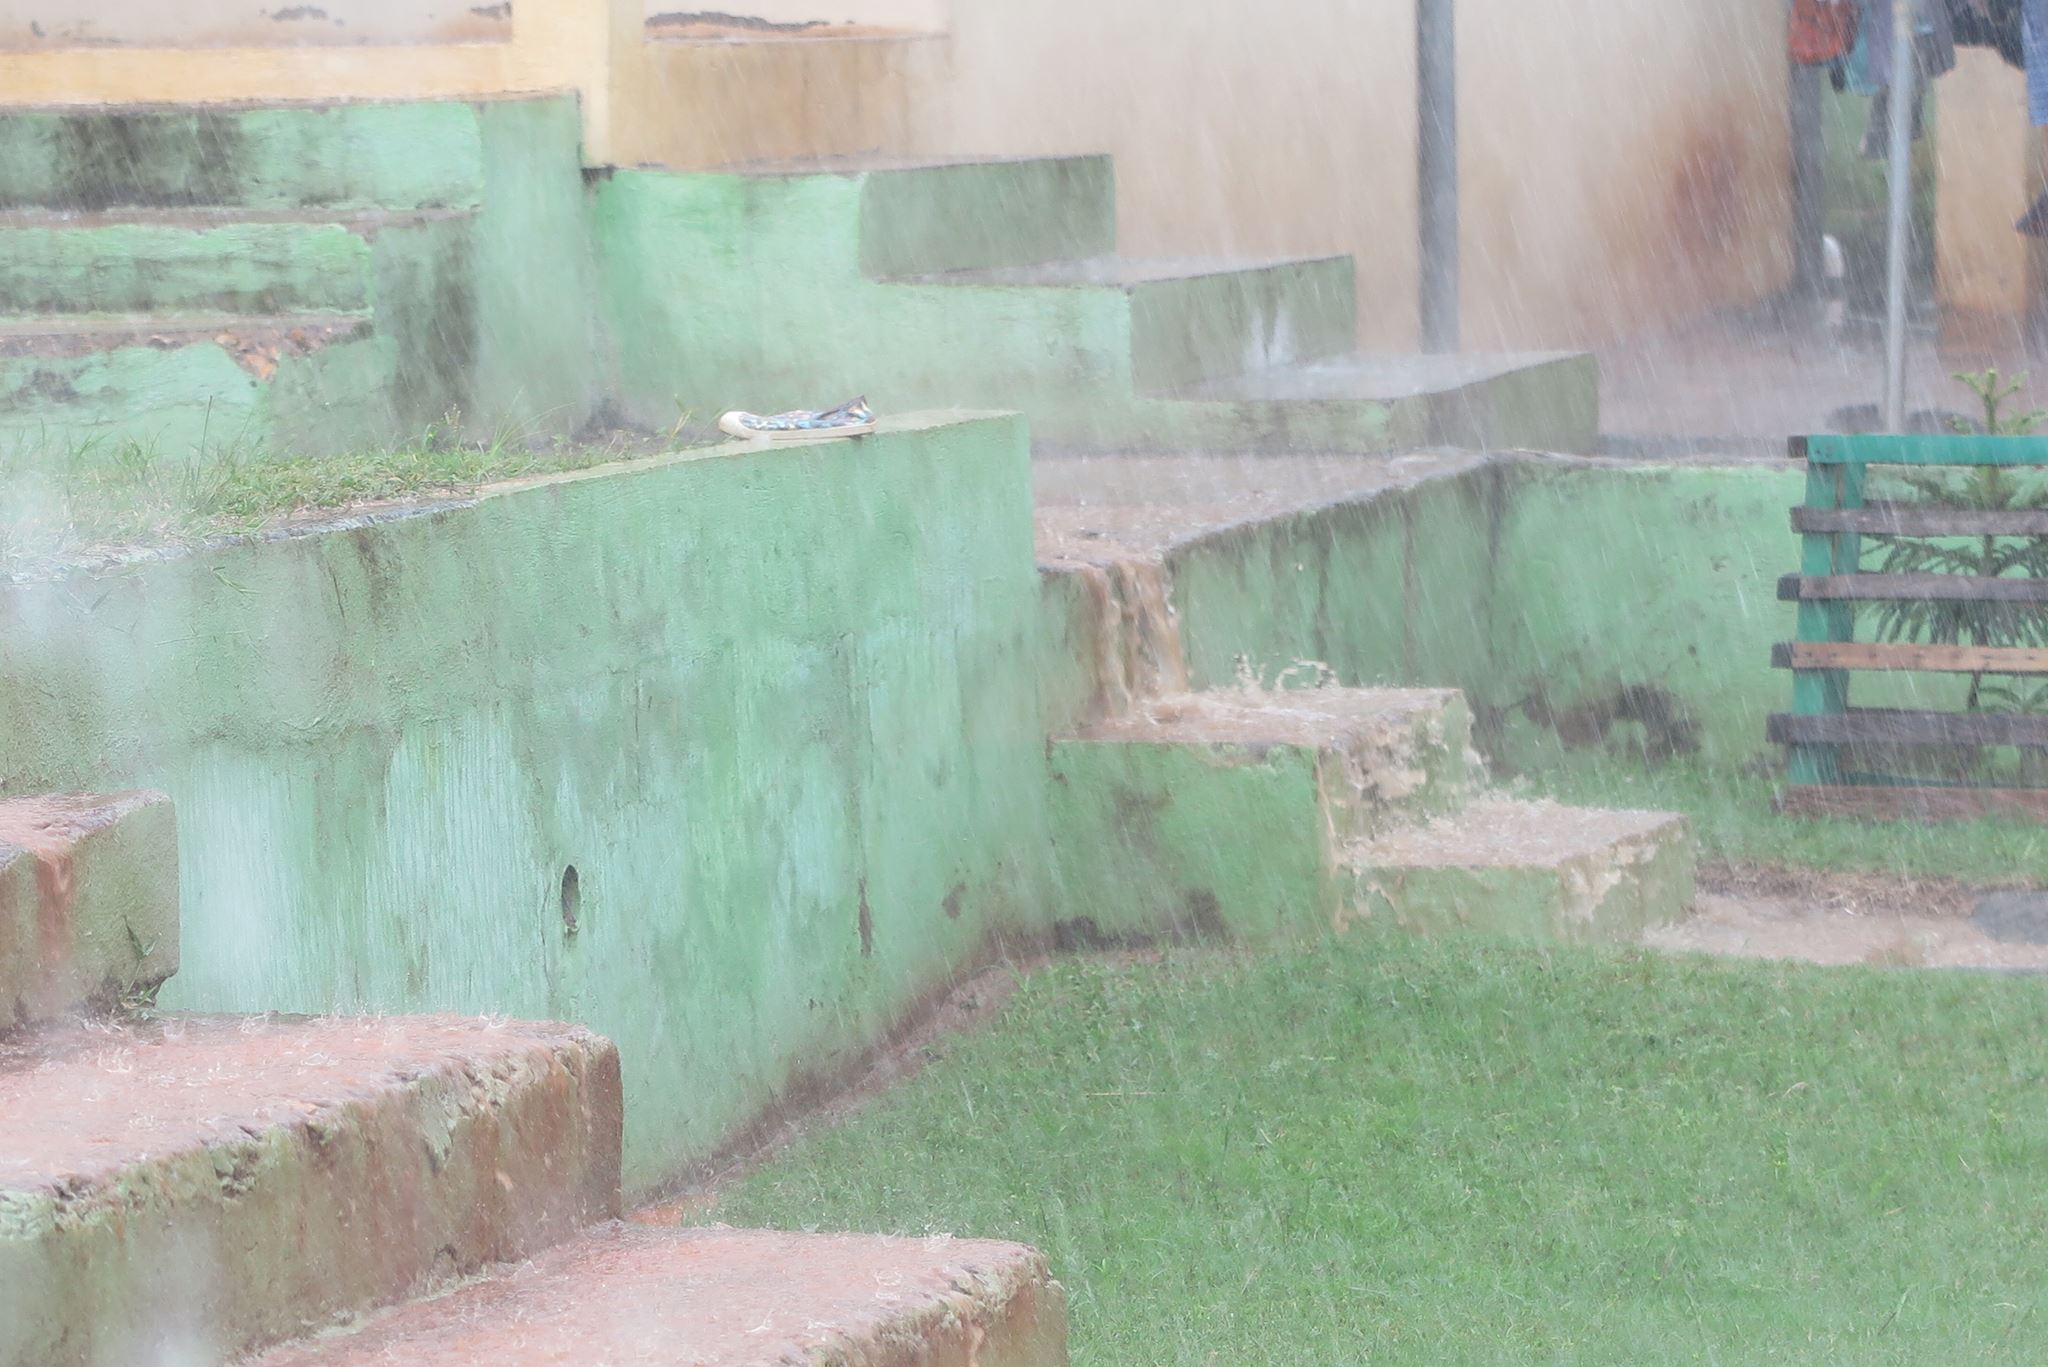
[1778, 784, 2048, 821]
[1768, 709, 2048, 746]
[1791, 503, 2048, 536]
[1772, 641, 2048, 674]
[1795, 434, 2048, 467]
[1778, 573, 2048, 603]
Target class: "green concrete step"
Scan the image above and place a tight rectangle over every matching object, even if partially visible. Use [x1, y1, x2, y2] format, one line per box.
[0, 101, 488, 213]
[1341, 798, 1695, 944]
[1182, 350, 1601, 452]
[0, 1014, 621, 1366]
[0, 312, 379, 467]
[852, 155, 1115, 278]
[732, 155, 1115, 278]
[915, 253, 1357, 393]
[604, 164, 1589, 453]
[0, 791, 176, 1029]
[1047, 686, 1476, 943]
[0, 215, 385, 318]
[247, 1223, 1065, 1365]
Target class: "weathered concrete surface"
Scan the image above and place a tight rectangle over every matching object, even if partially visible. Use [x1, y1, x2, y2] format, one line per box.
[0, 96, 600, 465]
[1158, 455, 1505, 704]
[251, 1222, 1066, 1366]
[0, 789, 175, 1028]
[0, 103, 487, 214]
[1186, 350, 1599, 453]
[0, 218, 374, 317]
[1342, 798, 1695, 944]
[1081, 687, 1474, 840]
[1486, 460, 1961, 774]
[0, 1013, 622, 1366]
[1047, 687, 1475, 943]
[595, 164, 1589, 452]
[1136, 454, 1872, 779]
[1031, 450, 1497, 735]
[853, 154, 1115, 279]
[0, 413, 1046, 1193]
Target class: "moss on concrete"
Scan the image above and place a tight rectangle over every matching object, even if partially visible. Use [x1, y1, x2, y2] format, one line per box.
[0, 104, 486, 213]
[0, 414, 1046, 1191]
[1046, 735, 1334, 944]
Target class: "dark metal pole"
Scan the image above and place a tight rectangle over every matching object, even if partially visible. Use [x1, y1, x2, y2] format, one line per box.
[1418, 0, 1459, 352]
[1882, 0, 1914, 430]
[1789, 61, 1826, 303]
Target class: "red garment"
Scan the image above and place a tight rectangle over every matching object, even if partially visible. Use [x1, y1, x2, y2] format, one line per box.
[1791, 0, 1860, 64]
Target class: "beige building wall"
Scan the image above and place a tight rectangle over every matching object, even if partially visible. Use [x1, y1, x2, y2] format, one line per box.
[0, 0, 508, 50]
[1460, 0, 1791, 349]
[0, 0, 1792, 350]
[909, 0, 1423, 348]
[915, 0, 1790, 350]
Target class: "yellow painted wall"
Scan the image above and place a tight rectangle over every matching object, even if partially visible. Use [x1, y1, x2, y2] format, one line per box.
[0, 0, 625, 153]
[0, 0, 507, 50]
[1934, 49, 2042, 354]
[613, 32, 938, 167]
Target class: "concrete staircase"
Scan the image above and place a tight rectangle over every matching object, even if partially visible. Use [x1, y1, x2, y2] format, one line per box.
[0, 97, 598, 469]
[0, 95, 1593, 469]
[599, 152, 1598, 452]
[246, 1224, 1062, 1366]
[1049, 687, 1694, 946]
[0, 790, 1066, 1367]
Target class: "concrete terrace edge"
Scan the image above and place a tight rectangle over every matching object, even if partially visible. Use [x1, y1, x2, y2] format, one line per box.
[0, 1016, 622, 1365]
[0, 411, 1046, 1194]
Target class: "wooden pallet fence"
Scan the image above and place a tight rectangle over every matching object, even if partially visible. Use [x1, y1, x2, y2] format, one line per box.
[1771, 433, 2048, 820]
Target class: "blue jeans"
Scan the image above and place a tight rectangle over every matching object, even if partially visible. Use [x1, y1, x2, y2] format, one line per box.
[2027, 0, 2048, 125]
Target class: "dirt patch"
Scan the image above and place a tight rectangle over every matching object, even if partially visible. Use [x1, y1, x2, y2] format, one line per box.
[1699, 860, 2005, 920]
[1649, 894, 2048, 971]
[1653, 862, 2048, 970]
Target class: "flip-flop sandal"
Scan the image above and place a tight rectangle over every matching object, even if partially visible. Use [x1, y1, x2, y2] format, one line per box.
[718, 396, 876, 441]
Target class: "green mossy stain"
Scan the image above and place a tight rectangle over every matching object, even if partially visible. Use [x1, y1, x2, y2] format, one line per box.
[40, 111, 246, 211]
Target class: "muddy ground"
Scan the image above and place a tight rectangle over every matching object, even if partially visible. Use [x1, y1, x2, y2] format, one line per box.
[1652, 862, 2048, 971]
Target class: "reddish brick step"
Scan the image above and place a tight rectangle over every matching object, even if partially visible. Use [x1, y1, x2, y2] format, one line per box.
[0, 1013, 621, 1366]
[250, 1223, 1068, 1366]
[0, 790, 177, 1029]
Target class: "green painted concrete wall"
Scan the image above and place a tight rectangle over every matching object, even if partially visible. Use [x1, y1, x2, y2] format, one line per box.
[595, 169, 1138, 441]
[1045, 737, 1335, 945]
[0, 414, 1046, 1190]
[467, 98, 605, 439]
[0, 103, 487, 213]
[0, 98, 599, 468]
[1167, 460, 1504, 705]
[855, 155, 1116, 279]
[590, 168, 1388, 452]
[1164, 458, 1945, 780]
[1487, 462, 1965, 773]
[0, 222, 372, 318]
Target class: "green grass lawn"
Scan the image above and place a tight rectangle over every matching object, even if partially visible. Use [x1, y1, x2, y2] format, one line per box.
[1512, 754, 2046, 887]
[708, 937, 2048, 1362]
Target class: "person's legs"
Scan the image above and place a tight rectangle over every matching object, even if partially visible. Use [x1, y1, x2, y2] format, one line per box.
[2019, 0, 2048, 233]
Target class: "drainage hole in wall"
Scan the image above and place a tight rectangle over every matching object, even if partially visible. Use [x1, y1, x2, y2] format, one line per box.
[560, 864, 581, 937]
